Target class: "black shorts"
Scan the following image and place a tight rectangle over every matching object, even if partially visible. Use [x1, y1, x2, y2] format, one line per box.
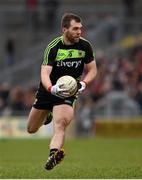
[33, 90, 77, 111]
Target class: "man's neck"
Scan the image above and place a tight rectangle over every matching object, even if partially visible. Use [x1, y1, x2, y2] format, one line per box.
[62, 35, 73, 45]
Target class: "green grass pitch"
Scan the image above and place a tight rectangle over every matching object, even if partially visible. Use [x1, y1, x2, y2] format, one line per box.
[0, 137, 142, 178]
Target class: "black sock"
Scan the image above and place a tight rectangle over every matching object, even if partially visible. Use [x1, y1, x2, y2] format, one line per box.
[49, 148, 58, 156]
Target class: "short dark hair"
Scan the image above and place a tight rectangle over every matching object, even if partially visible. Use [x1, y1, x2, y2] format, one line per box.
[61, 13, 82, 28]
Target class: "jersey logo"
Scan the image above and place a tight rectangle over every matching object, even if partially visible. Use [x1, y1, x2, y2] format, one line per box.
[56, 60, 82, 68]
[68, 50, 73, 57]
[56, 49, 85, 61]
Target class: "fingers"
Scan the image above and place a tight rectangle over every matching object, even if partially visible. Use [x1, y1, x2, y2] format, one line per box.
[58, 91, 70, 98]
[56, 88, 70, 98]
[57, 87, 69, 93]
[58, 88, 67, 92]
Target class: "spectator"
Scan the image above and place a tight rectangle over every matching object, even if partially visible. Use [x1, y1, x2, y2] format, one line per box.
[43, 0, 60, 31]
[122, 0, 136, 33]
[135, 82, 142, 114]
[0, 84, 9, 115]
[7, 86, 26, 116]
[122, 0, 136, 17]
[104, 15, 118, 44]
[4, 38, 15, 67]
[0, 83, 10, 116]
[0, 98, 5, 115]
[24, 87, 36, 112]
[26, 0, 39, 30]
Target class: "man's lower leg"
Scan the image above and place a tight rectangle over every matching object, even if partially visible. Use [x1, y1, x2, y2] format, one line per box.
[43, 112, 53, 125]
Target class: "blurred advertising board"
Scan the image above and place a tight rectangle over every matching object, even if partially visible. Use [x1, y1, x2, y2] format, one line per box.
[0, 116, 53, 138]
[93, 118, 142, 137]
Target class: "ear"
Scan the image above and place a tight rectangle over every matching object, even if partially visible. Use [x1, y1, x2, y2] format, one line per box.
[62, 27, 67, 33]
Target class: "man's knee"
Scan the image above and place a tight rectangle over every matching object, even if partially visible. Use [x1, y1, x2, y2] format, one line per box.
[55, 116, 72, 129]
[27, 125, 38, 134]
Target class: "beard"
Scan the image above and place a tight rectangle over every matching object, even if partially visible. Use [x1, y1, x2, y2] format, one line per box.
[66, 32, 80, 44]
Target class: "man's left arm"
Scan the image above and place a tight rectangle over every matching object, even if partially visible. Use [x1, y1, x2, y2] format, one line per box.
[83, 60, 97, 85]
[78, 60, 97, 93]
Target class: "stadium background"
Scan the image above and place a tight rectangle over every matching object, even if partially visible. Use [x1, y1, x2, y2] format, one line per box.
[0, 0, 142, 178]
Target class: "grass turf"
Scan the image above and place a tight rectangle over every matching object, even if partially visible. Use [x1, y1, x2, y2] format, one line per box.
[0, 137, 142, 179]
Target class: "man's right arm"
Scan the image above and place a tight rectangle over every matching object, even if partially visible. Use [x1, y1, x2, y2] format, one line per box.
[41, 65, 70, 98]
[41, 65, 53, 91]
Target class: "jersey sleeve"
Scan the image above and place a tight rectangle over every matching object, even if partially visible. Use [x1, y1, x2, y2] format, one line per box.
[84, 42, 95, 64]
[42, 46, 56, 66]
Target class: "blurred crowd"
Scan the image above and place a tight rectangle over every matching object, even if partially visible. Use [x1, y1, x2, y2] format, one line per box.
[87, 39, 142, 114]
[0, 84, 36, 116]
[84, 37, 142, 117]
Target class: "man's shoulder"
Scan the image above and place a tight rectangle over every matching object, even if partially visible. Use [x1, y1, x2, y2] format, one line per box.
[79, 37, 93, 46]
[48, 36, 62, 47]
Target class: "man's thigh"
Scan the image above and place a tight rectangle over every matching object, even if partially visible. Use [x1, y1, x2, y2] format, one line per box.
[27, 107, 49, 130]
[53, 104, 74, 125]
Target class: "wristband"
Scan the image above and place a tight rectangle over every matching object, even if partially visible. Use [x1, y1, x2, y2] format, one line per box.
[47, 86, 52, 92]
[82, 80, 87, 86]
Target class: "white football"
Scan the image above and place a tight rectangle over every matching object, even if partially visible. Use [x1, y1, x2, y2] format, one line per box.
[56, 75, 77, 97]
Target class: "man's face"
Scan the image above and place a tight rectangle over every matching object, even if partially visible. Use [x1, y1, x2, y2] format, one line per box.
[63, 20, 82, 44]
